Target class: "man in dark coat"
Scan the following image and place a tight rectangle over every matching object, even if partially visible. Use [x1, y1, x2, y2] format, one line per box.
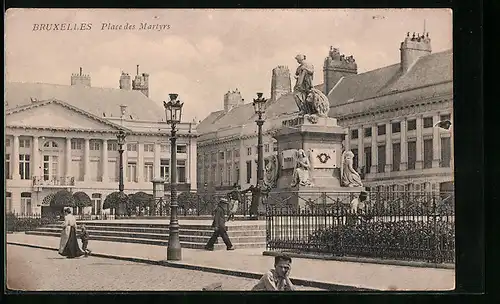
[243, 185, 260, 219]
[204, 198, 235, 251]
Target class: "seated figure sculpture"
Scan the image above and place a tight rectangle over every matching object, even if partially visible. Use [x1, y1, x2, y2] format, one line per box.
[291, 149, 313, 187]
[340, 150, 363, 187]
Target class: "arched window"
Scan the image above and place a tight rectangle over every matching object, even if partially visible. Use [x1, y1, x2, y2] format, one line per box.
[21, 192, 32, 215]
[6, 192, 12, 213]
[92, 193, 102, 215]
[43, 141, 58, 148]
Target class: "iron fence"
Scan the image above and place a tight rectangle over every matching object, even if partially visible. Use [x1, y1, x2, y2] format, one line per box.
[265, 191, 455, 264]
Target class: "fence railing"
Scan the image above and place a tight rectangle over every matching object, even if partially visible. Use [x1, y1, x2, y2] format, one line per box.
[265, 191, 455, 264]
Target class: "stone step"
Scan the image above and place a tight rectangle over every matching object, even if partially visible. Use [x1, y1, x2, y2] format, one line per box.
[52, 222, 267, 231]
[33, 228, 266, 243]
[25, 231, 266, 250]
[37, 226, 266, 237]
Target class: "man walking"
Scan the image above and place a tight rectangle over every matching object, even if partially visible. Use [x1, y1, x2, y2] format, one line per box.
[204, 198, 235, 251]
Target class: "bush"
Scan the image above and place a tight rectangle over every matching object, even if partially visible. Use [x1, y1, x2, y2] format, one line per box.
[6, 213, 59, 232]
[52, 190, 75, 207]
[177, 192, 200, 210]
[129, 192, 153, 215]
[308, 219, 455, 263]
[73, 192, 92, 208]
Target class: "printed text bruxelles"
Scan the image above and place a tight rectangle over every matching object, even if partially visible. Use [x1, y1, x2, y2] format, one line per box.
[32, 22, 171, 31]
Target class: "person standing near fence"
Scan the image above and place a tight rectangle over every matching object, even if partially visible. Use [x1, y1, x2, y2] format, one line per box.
[243, 185, 260, 219]
[204, 198, 235, 251]
[227, 183, 241, 221]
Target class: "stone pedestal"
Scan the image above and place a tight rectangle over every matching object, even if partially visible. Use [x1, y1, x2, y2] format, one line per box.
[270, 115, 364, 208]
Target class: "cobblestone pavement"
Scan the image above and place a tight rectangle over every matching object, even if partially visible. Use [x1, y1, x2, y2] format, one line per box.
[6, 245, 323, 291]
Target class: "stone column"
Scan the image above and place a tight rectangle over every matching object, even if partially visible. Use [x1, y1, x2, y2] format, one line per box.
[32, 136, 40, 179]
[400, 119, 408, 171]
[415, 115, 423, 169]
[66, 138, 72, 177]
[344, 127, 350, 152]
[370, 125, 377, 174]
[84, 138, 91, 181]
[189, 137, 197, 189]
[384, 122, 392, 172]
[137, 142, 144, 183]
[357, 126, 364, 170]
[154, 143, 161, 179]
[102, 139, 108, 182]
[432, 113, 441, 168]
[12, 135, 20, 180]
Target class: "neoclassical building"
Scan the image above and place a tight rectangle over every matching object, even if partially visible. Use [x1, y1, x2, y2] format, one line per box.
[5, 67, 197, 215]
[196, 31, 453, 193]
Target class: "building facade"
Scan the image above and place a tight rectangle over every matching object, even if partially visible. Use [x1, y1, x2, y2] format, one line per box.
[197, 31, 453, 193]
[5, 67, 197, 215]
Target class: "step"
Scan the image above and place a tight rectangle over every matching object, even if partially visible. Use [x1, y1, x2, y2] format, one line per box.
[48, 223, 267, 231]
[33, 227, 266, 243]
[25, 231, 266, 250]
[43, 224, 266, 236]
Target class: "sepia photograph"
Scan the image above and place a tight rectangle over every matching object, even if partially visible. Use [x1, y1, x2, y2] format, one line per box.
[5, 8, 454, 292]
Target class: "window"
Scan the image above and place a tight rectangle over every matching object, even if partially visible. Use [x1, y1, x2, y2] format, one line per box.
[407, 119, 417, 131]
[219, 151, 225, 160]
[21, 192, 32, 215]
[392, 122, 401, 133]
[71, 139, 83, 150]
[161, 144, 168, 152]
[43, 141, 58, 148]
[43, 155, 59, 180]
[107, 141, 118, 151]
[127, 162, 137, 182]
[108, 160, 118, 182]
[407, 141, 416, 170]
[144, 144, 154, 152]
[19, 139, 31, 148]
[246, 160, 252, 184]
[227, 166, 232, 185]
[364, 147, 371, 173]
[352, 149, 359, 171]
[89, 140, 100, 151]
[351, 129, 358, 139]
[92, 193, 102, 215]
[264, 144, 270, 153]
[423, 139, 433, 168]
[273, 142, 278, 152]
[377, 125, 386, 136]
[6, 192, 12, 213]
[364, 127, 372, 137]
[247, 147, 252, 156]
[377, 145, 386, 173]
[392, 143, 401, 171]
[440, 137, 451, 168]
[6, 138, 10, 147]
[5, 154, 10, 180]
[177, 160, 186, 183]
[160, 159, 170, 181]
[440, 114, 451, 122]
[144, 163, 154, 182]
[19, 154, 31, 180]
[423, 117, 434, 128]
[127, 143, 138, 152]
[177, 145, 187, 153]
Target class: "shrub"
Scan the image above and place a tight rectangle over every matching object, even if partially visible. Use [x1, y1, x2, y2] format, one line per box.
[6, 213, 59, 232]
[308, 219, 455, 263]
[103, 191, 129, 216]
[177, 192, 200, 211]
[129, 192, 153, 215]
[52, 190, 75, 207]
[72, 192, 92, 208]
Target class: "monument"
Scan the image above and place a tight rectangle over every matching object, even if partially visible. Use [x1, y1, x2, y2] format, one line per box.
[265, 54, 364, 208]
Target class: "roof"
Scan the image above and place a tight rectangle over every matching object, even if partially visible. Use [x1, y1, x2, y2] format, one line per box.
[5, 82, 165, 121]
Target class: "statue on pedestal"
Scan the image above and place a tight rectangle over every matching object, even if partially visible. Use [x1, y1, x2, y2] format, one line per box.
[291, 149, 313, 187]
[264, 155, 279, 189]
[293, 54, 330, 122]
[340, 151, 363, 187]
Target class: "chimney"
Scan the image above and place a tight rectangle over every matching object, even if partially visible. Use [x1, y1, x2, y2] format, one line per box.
[323, 47, 357, 96]
[400, 31, 432, 73]
[70, 67, 91, 87]
[223, 89, 243, 112]
[119, 71, 132, 90]
[132, 64, 149, 97]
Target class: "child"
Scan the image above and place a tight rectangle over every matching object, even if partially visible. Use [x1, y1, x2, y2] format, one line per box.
[252, 254, 296, 291]
[80, 224, 91, 257]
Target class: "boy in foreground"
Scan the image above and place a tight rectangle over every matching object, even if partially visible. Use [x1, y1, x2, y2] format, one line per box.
[252, 255, 296, 291]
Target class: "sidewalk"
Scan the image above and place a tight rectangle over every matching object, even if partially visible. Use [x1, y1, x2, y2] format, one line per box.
[7, 233, 455, 291]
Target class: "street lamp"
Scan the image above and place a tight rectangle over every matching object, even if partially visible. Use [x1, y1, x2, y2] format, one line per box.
[163, 93, 184, 261]
[253, 92, 267, 219]
[117, 105, 128, 216]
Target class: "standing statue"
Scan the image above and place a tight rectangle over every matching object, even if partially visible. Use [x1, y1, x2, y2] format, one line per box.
[293, 54, 330, 120]
[263, 155, 279, 189]
[291, 149, 313, 187]
[340, 151, 363, 187]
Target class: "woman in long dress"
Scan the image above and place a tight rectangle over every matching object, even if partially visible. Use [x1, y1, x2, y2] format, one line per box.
[58, 207, 85, 258]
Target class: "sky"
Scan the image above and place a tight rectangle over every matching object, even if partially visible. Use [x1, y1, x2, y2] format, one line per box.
[5, 9, 452, 122]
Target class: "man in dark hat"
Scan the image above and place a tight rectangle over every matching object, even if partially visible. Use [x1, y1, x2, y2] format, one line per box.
[204, 198, 235, 251]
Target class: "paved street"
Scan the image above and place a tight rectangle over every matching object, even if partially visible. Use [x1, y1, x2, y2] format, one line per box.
[6, 245, 322, 291]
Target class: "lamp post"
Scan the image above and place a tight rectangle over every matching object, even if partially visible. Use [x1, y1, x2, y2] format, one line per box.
[253, 92, 268, 218]
[163, 93, 184, 261]
[117, 105, 128, 216]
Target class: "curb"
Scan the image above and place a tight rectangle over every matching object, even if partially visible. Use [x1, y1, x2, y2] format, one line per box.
[262, 251, 455, 270]
[7, 242, 374, 291]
